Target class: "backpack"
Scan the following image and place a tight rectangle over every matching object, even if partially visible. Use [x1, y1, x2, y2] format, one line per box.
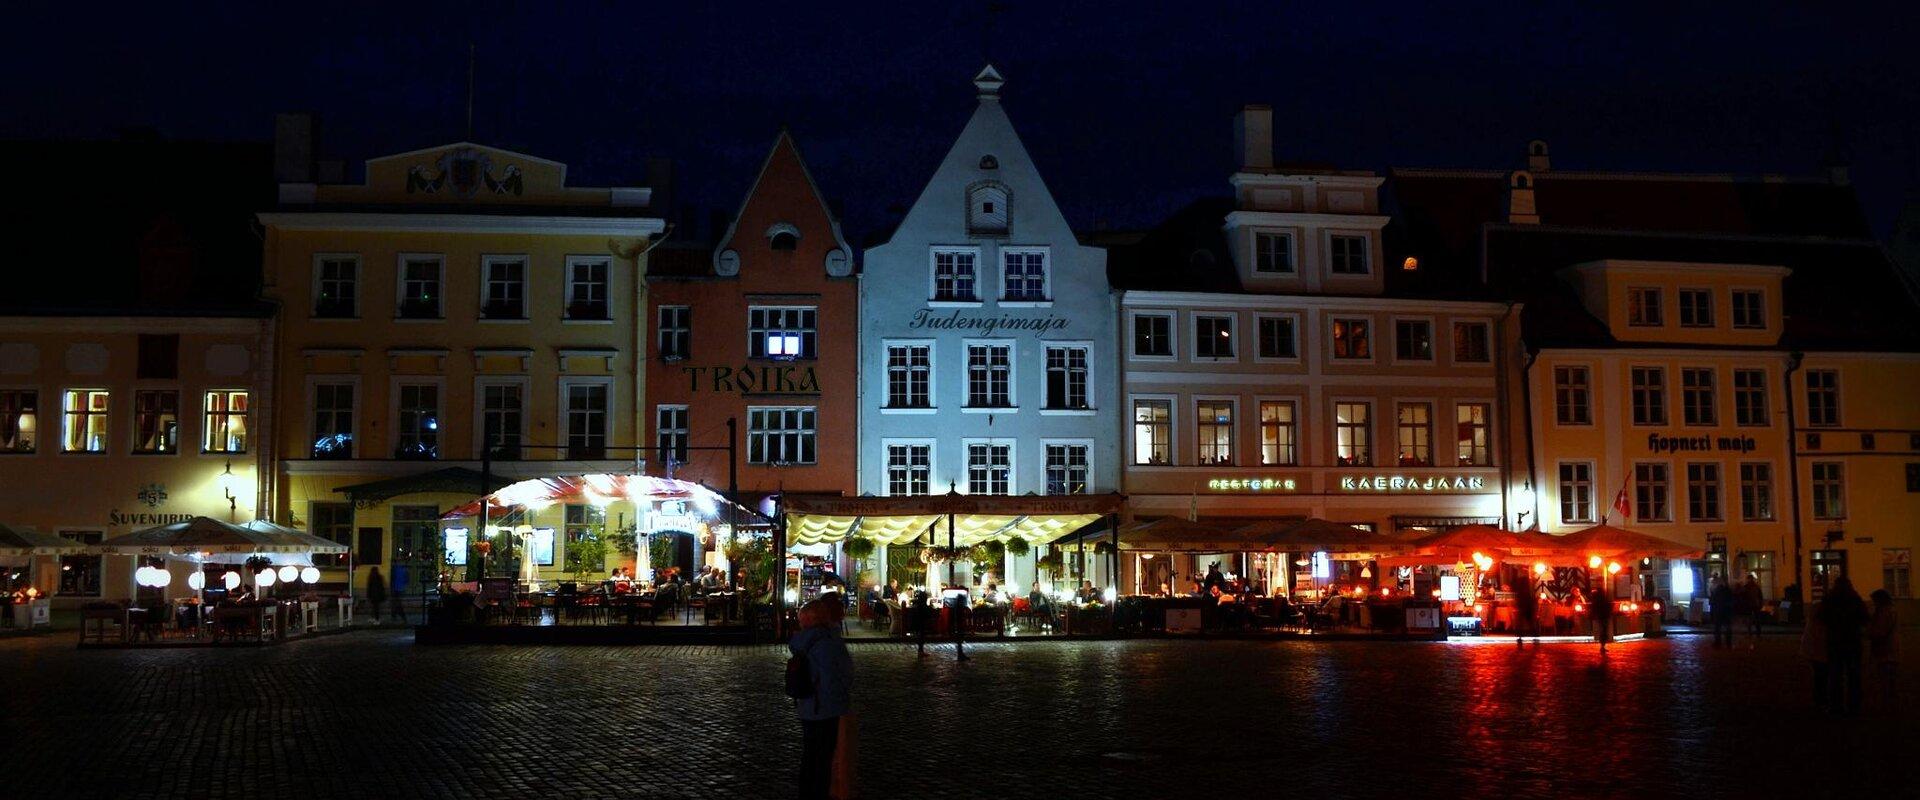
[785, 639, 816, 700]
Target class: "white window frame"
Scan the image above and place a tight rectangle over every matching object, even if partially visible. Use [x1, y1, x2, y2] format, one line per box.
[880, 339, 936, 414]
[1811, 461, 1846, 520]
[1739, 460, 1776, 522]
[1629, 364, 1668, 427]
[1253, 230, 1298, 275]
[655, 404, 689, 466]
[389, 376, 446, 459]
[929, 246, 983, 306]
[1804, 369, 1841, 427]
[1192, 313, 1237, 361]
[1129, 393, 1176, 467]
[0, 386, 39, 455]
[1041, 342, 1095, 415]
[1680, 365, 1718, 427]
[748, 305, 819, 360]
[1453, 400, 1494, 467]
[564, 255, 614, 322]
[1632, 460, 1675, 523]
[478, 254, 530, 321]
[1552, 362, 1595, 427]
[1326, 231, 1372, 276]
[1391, 316, 1436, 363]
[1041, 438, 1095, 495]
[311, 253, 361, 319]
[1332, 397, 1374, 467]
[130, 388, 181, 456]
[1627, 286, 1664, 327]
[747, 405, 818, 465]
[1253, 312, 1302, 363]
[306, 375, 360, 460]
[1329, 315, 1375, 363]
[1128, 309, 1178, 362]
[1685, 461, 1724, 522]
[559, 376, 616, 461]
[961, 339, 1015, 412]
[881, 438, 936, 497]
[961, 438, 1016, 495]
[472, 376, 530, 456]
[656, 305, 692, 360]
[1393, 399, 1436, 467]
[1255, 395, 1302, 467]
[998, 245, 1052, 306]
[1557, 460, 1597, 524]
[200, 389, 250, 455]
[394, 253, 446, 321]
[1193, 395, 1238, 467]
[1449, 319, 1493, 365]
[1732, 367, 1770, 427]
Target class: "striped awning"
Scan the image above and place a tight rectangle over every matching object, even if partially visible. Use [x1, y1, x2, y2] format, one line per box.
[782, 492, 1124, 547]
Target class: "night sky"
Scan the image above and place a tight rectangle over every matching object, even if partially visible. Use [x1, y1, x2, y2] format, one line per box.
[8, 2, 1918, 243]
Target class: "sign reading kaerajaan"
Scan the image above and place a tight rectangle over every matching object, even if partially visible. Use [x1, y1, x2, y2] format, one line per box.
[1341, 475, 1485, 492]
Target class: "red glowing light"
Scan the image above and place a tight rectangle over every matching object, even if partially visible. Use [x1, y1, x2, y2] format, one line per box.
[1574, 603, 1585, 613]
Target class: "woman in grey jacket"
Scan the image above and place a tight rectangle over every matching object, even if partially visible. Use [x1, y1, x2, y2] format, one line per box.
[791, 596, 853, 800]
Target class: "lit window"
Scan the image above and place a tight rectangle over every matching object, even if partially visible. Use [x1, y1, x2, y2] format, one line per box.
[1456, 403, 1491, 466]
[62, 389, 110, 454]
[0, 389, 36, 453]
[1331, 318, 1371, 360]
[310, 383, 354, 459]
[202, 390, 249, 454]
[1259, 401, 1296, 466]
[1335, 402, 1371, 466]
[1396, 403, 1432, 466]
[1133, 400, 1171, 465]
[1196, 400, 1234, 465]
[749, 306, 817, 359]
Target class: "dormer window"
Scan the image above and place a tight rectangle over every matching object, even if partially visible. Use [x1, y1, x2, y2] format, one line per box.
[1329, 235, 1369, 275]
[1732, 289, 1766, 329]
[1254, 232, 1295, 274]
[967, 181, 1009, 236]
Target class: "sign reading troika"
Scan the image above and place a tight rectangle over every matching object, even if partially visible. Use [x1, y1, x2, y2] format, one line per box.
[682, 365, 820, 394]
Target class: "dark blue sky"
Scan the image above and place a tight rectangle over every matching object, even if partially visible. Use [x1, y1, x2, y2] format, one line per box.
[7, 1, 1917, 242]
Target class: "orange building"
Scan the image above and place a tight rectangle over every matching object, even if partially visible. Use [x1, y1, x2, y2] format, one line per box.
[645, 132, 858, 506]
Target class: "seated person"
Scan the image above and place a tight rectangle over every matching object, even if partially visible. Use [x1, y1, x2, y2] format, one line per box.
[1076, 580, 1100, 603]
[1027, 581, 1058, 625]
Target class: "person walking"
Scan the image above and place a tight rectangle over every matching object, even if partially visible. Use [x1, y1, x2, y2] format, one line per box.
[1740, 572, 1765, 642]
[1800, 598, 1828, 707]
[1867, 589, 1899, 711]
[366, 566, 389, 624]
[1708, 575, 1734, 648]
[1590, 581, 1614, 652]
[1820, 576, 1869, 716]
[909, 588, 932, 658]
[789, 596, 853, 800]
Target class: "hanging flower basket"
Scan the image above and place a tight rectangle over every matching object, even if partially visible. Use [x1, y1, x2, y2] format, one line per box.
[922, 545, 965, 564]
[1093, 541, 1115, 555]
[1004, 538, 1032, 557]
[1036, 551, 1065, 574]
[843, 537, 876, 561]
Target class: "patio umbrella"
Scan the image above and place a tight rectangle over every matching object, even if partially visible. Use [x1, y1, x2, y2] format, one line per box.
[1398, 525, 1563, 563]
[1551, 524, 1703, 562]
[94, 517, 348, 556]
[1111, 518, 1244, 552]
[0, 523, 86, 556]
[1237, 518, 1408, 555]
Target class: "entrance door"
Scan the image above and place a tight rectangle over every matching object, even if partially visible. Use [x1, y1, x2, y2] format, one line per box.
[391, 505, 438, 595]
[1810, 549, 1848, 602]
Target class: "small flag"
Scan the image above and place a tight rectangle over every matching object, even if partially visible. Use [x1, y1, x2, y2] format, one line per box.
[1610, 481, 1632, 523]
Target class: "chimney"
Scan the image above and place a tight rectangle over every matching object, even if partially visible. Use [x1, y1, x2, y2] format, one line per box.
[1234, 105, 1273, 172]
[1526, 139, 1551, 172]
[274, 112, 317, 184]
[1507, 170, 1540, 225]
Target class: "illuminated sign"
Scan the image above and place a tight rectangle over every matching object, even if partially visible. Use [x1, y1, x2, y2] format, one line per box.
[444, 528, 469, 566]
[1340, 475, 1486, 492]
[1646, 433, 1758, 454]
[1207, 477, 1299, 492]
[530, 528, 555, 567]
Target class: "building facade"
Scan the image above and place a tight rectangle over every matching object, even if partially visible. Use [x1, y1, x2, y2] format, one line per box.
[0, 315, 273, 606]
[1394, 143, 1920, 611]
[858, 67, 1118, 588]
[643, 132, 857, 571]
[257, 127, 664, 593]
[1115, 107, 1510, 595]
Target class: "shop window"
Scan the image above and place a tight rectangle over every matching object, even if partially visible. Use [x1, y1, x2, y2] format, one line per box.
[309, 503, 353, 568]
[56, 531, 103, 596]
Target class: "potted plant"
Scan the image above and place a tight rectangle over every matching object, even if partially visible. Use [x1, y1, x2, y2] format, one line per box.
[1005, 538, 1031, 558]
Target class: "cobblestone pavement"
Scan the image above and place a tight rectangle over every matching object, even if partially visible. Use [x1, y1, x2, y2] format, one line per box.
[2, 631, 1913, 799]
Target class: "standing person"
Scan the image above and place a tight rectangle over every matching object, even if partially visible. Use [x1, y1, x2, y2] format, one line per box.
[910, 588, 932, 658]
[366, 566, 389, 624]
[1590, 581, 1614, 652]
[1741, 572, 1765, 641]
[1729, 574, 1756, 645]
[1867, 589, 1899, 711]
[389, 562, 411, 623]
[1820, 576, 1869, 716]
[1709, 575, 1734, 648]
[789, 597, 853, 800]
[1801, 598, 1828, 707]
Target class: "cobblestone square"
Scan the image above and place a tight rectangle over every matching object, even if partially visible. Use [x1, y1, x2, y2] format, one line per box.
[1, 631, 1912, 799]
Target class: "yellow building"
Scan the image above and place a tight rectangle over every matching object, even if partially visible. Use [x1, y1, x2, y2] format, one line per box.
[257, 128, 665, 597]
[1395, 146, 1920, 614]
[0, 315, 272, 606]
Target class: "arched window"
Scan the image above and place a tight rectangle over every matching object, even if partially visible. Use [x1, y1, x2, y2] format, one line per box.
[765, 222, 801, 251]
[967, 181, 1009, 235]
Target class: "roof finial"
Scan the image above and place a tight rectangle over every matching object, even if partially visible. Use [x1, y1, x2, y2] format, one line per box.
[973, 64, 1005, 100]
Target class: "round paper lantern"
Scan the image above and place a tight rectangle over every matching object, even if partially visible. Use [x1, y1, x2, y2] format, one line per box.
[133, 566, 153, 587]
[277, 565, 299, 583]
[153, 569, 172, 588]
[256, 569, 276, 588]
[223, 571, 242, 591]
[300, 566, 321, 584]
[187, 572, 206, 591]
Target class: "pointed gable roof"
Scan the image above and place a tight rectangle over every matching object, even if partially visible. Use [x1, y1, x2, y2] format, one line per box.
[706, 130, 853, 278]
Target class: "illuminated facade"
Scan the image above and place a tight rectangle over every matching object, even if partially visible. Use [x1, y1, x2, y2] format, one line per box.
[1114, 107, 1511, 594]
[1395, 143, 1920, 609]
[257, 120, 664, 593]
[0, 315, 272, 606]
